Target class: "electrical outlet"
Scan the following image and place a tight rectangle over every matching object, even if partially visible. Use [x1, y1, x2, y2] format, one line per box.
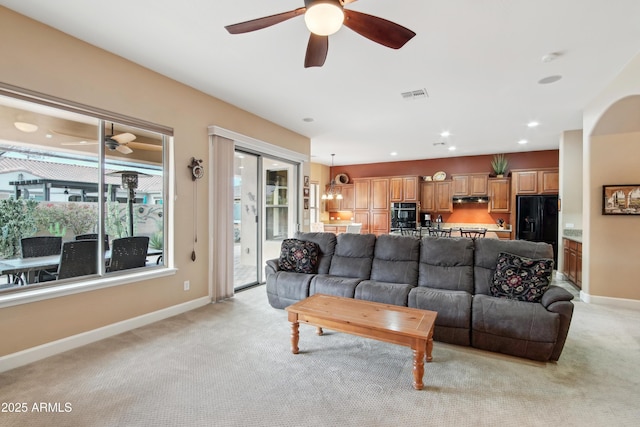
[183, 280, 190, 291]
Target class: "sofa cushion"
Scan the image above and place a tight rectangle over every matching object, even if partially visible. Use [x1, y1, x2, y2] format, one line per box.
[472, 294, 559, 361]
[418, 237, 474, 293]
[278, 238, 320, 274]
[355, 280, 414, 306]
[328, 233, 376, 279]
[489, 252, 553, 302]
[294, 232, 337, 274]
[474, 239, 554, 296]
[310, 274, 363, 298]
[266, 271, 314, 309]
[370, 234, 420, 285]
[408, 287, 472, 346]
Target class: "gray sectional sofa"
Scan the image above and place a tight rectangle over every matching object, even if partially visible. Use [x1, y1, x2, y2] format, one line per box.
[265, 232, 574, 362]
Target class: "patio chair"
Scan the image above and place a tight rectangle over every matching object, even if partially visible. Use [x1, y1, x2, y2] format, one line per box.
[57, 239, 99, 280]
[76, 233, 110, 251]
[19, 236, 63, 283]
[108, 236, 150, 272]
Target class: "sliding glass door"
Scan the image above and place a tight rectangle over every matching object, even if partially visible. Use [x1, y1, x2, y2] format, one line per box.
[233, 150, 298, 290]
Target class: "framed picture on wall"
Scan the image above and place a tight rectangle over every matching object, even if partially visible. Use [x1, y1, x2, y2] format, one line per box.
[304, 175, 310, 187]
[303, 187, 310, 197]
[602, 185, 640, 215]
[304, 198, 309, 210]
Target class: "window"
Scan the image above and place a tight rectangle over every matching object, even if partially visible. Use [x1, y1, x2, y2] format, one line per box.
[0, 86, 171, 295]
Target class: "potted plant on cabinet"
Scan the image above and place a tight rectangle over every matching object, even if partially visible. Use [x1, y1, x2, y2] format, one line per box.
[491, 154, 508, 178]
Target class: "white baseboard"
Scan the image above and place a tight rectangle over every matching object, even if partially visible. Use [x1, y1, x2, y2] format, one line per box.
[0, 296, 211, 373]
[580, 291, 640, 310]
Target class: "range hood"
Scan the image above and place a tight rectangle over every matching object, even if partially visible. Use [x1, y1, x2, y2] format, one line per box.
[453, 196, 490, 204]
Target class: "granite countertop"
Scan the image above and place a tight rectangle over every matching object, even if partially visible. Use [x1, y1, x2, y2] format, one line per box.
[563, 229, 583, 243]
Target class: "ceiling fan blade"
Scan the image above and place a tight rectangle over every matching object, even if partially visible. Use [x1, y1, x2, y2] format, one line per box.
[343, 9, 416, 49]
[111, 132, 136, 144]
[127, 141, 163, 152]
[343, 0, 358, 4]
[225, 7, 306, 34]
[115, 144, 133, 155]
[304, 33, 329, 68]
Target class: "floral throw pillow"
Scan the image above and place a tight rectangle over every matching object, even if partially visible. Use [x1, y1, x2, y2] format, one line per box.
[278, 239, 320, 274]
[489, 252, 554, 303]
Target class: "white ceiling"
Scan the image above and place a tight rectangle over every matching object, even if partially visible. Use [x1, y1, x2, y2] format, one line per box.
[2, 0, 640, 166]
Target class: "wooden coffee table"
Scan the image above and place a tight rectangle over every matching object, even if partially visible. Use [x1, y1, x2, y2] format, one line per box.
[285, 294, 437, 390]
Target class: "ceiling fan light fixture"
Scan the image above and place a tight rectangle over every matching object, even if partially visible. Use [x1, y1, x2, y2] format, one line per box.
[304, 0, 344, 36]
[14, 121, 38, 133]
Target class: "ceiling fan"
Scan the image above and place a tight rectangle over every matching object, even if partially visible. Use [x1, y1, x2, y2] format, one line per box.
[54, 124, 161, 154]
[225, 0, 416, 68]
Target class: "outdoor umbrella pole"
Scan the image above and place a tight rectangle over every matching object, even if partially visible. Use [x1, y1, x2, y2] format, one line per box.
[128, 187, 134, 237]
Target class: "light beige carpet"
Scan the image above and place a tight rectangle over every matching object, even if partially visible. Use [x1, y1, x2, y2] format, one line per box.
[1, 280, 639, 427]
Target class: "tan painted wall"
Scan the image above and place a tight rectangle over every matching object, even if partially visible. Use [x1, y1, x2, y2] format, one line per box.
[0, 7, 309, 355]
[583, 50, 640, 302]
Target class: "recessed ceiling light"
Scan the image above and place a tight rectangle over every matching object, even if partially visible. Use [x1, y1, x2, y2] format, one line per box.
[448, 146, 456, 151]
[518, 139, 528, 145]
[45, 133, 53, 138]
[440, 131, 451, 137]
[302, 117, 314, 123]
[390, 152, 398, 156]
[538, 75, 562, 85]
[14, 121, 38, 133]
[527, 121, 539, 128]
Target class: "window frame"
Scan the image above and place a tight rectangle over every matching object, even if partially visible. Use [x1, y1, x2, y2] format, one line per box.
[0, 83, 175, 308]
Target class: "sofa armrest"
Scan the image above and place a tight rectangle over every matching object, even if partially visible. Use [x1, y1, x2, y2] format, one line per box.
[265, 258, 280, 277]
[540, 285, 574, 309]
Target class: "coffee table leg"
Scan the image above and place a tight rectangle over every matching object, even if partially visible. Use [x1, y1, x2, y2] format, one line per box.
[316, 327, 323, 336]
[426, 327, 434, 362]
[290, 321, 299, 354]
[412, 347, 425, 390]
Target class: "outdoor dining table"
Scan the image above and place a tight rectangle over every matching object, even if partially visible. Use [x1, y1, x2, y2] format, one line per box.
[0, 249, 163, 285]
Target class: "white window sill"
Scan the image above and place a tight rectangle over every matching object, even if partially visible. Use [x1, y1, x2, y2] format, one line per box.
[0, 267, 177, 309]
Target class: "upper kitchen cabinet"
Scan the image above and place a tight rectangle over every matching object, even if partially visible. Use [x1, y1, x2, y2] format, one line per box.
[513, 168, 559, 194]
[435, 181, 453, 213]
[451, 174, 488, 196]
[354, 179, 371, 210]
[420, 181, 435, 212]
[390, 176, 419, 202]
[488, 178, 510, 213]
[422, 180, 453, 213]
[325, 184, 355, 211]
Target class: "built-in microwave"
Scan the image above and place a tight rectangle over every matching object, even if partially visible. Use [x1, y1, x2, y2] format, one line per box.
[390, 202, 419, 231]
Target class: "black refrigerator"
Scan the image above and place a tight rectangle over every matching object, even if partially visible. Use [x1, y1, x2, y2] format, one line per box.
[515, 195, 559, 265]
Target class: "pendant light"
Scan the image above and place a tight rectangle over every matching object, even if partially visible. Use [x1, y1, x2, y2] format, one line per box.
[321, 154, 343, 200]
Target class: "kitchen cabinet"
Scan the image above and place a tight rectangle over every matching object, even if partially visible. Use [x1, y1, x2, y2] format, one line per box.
[494, 230, 512, 240]
[488, 178, 510, 213]
[390, 176, 419, 202]
[435, 181, 453, 213]
[420, 181, 435, 212]
[420, 180, 452, 213]
[513, 168, 559, 195]
[562, 238, 582, 288]
[323, 225, 347, 235]
[352, 178, 389, 235]
[325, 184, 354, 211]
[451, 174, 488, 196]
[371, 178, 389, 235]
[354, 179, 370, 210]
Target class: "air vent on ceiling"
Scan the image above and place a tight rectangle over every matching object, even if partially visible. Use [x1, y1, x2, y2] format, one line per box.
[433, 141, 446, 146]
[401, 88, 429, 100]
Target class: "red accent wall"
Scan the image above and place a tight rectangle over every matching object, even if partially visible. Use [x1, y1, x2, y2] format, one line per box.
[330, 150, 558, 180]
